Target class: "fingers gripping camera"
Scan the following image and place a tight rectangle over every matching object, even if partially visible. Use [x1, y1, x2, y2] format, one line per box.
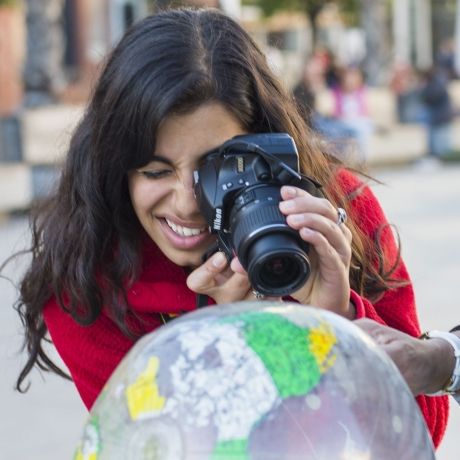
[193, 133, 323, 297]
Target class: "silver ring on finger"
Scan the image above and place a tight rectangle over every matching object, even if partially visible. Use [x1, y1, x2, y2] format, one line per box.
[252, 289, 266, 300]
[336, 207, 347, 226]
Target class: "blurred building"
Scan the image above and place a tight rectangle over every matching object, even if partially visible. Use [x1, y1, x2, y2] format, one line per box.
[244, 0, 460, 86]
[0, 0, 459, 213]
[0, 0, 241, 212]
[58, 0, 150, 102]
[35, 0, 226, 103]
[3, 1, 460, 112]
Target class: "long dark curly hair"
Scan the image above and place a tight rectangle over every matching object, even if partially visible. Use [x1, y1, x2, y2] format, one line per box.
[12, 8, 403, 391]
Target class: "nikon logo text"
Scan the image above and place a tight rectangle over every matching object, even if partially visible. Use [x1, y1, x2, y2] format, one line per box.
[213, 208, 223, 230]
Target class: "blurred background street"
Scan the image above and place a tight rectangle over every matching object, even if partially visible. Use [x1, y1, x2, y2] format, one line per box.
[1, 0, 460, 458]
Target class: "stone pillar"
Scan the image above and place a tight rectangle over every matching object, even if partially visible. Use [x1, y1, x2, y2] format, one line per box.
[23, 0, 66, 107]
[359, 0, 392, 85]
[392, 0, 411, 64]
[454, 0, 460, 76]
[414, 0, 432, 70]
[109, 0, 149, 46]
[0, 4, 24, 162]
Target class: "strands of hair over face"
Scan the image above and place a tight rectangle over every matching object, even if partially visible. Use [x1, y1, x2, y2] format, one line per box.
[11, 8, 402, 391]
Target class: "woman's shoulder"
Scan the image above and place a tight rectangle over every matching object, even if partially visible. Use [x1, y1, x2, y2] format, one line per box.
[334, 168, 389, 228]
[334, 168, 366, 195]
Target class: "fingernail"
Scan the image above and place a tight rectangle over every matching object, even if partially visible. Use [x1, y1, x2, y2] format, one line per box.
[279, 200, 295, 212]
[290, 214, 304, 223]
[300, 227, 313, 237]
[282, 186, 297, 197]
[212, 252, 227, 268]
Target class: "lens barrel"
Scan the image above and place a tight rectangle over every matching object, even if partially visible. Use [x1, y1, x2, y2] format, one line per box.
[230, 184, 310, 296]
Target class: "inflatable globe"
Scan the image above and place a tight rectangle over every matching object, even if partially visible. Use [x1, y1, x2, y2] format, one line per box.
[74, 302, 435, 460]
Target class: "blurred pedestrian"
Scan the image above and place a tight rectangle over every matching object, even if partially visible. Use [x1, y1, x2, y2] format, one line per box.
[292, 59, 355, 154]
[313, 46, 341, 90]
[420, 66, 454, 159]
[332, 66, 373, 164]
[292, 59, 321, 126]
[389, 62, 426, 124]
[435, 38, 457, 80]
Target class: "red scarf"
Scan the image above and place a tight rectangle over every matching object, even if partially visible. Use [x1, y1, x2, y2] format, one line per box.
[125, 235, 208, 321]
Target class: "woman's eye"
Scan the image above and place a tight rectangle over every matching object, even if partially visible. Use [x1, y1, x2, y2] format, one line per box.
[139, 169, 173, 179]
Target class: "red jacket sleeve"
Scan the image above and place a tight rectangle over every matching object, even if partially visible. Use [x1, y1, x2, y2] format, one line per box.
[340, 171, 448, 448]
[43, 298, 162, 410]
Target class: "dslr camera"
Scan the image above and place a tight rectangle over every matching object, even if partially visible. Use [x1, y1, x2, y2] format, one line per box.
[193, 133, 322, 297]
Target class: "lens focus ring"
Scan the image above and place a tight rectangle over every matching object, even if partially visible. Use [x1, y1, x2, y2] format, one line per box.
[232, 202, 287, 260]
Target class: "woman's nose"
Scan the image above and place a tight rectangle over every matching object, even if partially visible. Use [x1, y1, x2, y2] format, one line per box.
[175, 177, 200, 215]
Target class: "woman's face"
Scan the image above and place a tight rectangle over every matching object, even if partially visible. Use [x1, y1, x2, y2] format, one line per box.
[128, 103, 247, 267]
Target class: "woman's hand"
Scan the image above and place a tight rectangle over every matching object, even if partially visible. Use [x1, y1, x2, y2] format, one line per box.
[277, 185, 353, 318]
[186, 251, 281, 304]
[188, 184, 352, 314]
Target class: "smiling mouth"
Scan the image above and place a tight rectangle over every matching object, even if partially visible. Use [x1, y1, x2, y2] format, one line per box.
[165, 218, 208, 237]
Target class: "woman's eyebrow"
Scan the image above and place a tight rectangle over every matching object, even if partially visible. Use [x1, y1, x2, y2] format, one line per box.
[148, 154, 174, 166]
[151, 149, 213, 165]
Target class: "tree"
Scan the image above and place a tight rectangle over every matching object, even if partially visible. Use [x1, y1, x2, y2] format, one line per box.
[243, 0, 359, 46]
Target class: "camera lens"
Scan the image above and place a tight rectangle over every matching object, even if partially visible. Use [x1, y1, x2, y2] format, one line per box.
[246, 233, 310, 296]
[230, 184, 310, 296]
[260, 256, 299, 287]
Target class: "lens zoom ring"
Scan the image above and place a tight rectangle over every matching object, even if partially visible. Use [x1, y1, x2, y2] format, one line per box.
[232, 203, 286, 252]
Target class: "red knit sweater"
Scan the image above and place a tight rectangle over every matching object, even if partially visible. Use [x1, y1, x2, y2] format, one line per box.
[43, 169, 448, 447]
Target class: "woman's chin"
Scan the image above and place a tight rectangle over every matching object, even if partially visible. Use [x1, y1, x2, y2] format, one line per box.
[162, 247, 211, 270]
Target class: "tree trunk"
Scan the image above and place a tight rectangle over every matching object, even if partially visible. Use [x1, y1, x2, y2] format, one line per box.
[23, 0, 66, 106]
[359, 0, 391, 85]
[305, 5, 322, 50]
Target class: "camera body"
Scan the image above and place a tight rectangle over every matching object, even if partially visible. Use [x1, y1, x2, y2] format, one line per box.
[193, 133, 322, 296]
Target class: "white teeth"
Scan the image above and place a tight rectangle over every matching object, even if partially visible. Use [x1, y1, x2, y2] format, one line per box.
[165, 219, 205, 237]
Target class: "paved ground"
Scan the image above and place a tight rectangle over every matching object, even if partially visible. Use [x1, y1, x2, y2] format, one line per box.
[373, 162, 460, 460]
[1, 162, 459, 459]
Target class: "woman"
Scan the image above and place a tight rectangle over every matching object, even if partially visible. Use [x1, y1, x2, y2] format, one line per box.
[14, 8, 447, 447]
